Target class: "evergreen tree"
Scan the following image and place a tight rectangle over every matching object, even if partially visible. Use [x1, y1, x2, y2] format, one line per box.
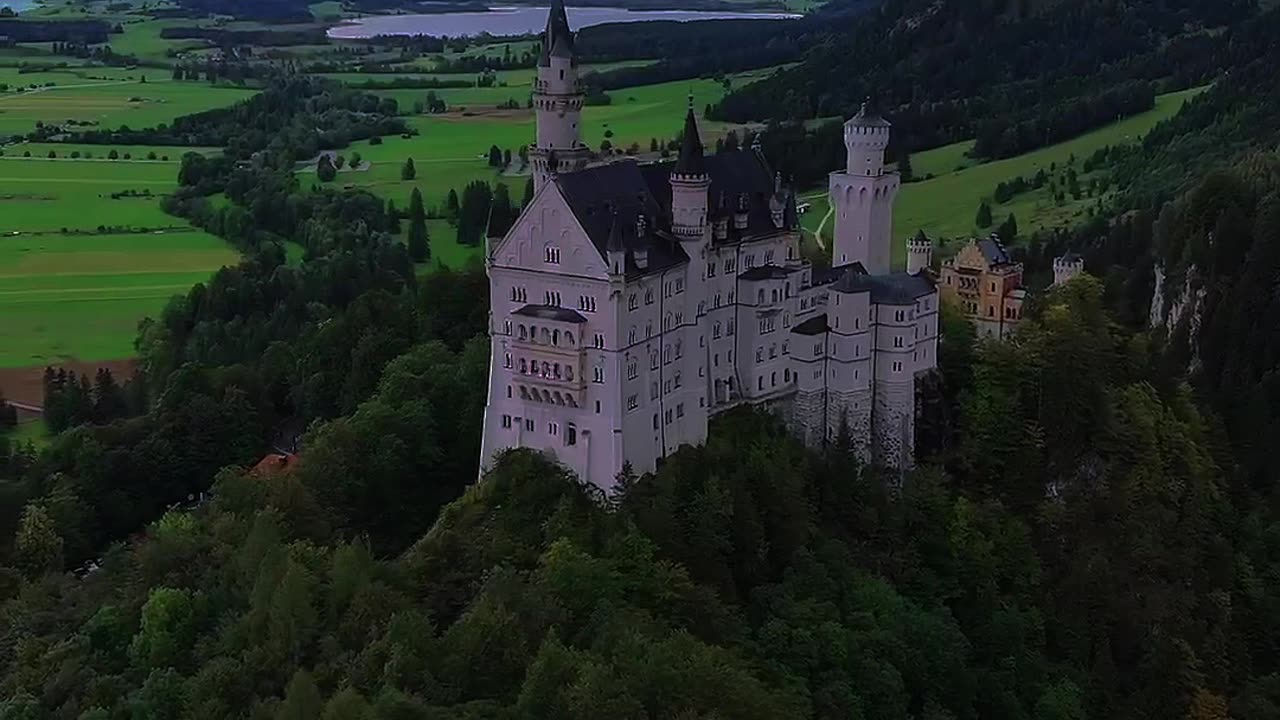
[446, 188, 460, 225]
[401, 157, 416, 181]
[997, 212, 1019, 241]
[975, 200, 993, 228]
[898, 146, 914, 181]
[489, 182, 516, 239]
[488, 145, 503, 168]
[387, 199, 401, 235]
[408, 188, 430, 263]
[0, 391, 16, 430]
[317, 155, 337, 183]
[522, 177, 535, 208]
[276, 670, 322, 720]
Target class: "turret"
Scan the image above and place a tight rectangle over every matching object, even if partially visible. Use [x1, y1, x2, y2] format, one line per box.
[829, 99, 899, 274]
[670, 98, 710, 246]
[531, 0, 588, 193]
[906, 230, 932, 275]
[1053, 252, 1085, 286]
[769, 173, 787, 229]
[843, 100, 891, 176]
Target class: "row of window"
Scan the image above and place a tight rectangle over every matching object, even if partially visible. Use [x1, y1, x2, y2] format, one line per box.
[757, 369, 794, 391]
[513, 323, 576, 347]
[507, 356, 576, 382]
[500, 414, 579, 446]
[754, 341, 790, 362]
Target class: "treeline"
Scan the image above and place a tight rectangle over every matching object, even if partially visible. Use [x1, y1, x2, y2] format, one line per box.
[0, 19, 113, 43]
[41, 367, 140, 434]
[714, 0, 1255, 156]
[972, 81, 1155, 160]
[171, 0, 312, 21]
[59, 77, 406, 158]
[159, 25, 328, 47]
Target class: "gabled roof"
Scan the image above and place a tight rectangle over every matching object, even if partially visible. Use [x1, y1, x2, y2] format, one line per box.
[513, 304, 588, 323]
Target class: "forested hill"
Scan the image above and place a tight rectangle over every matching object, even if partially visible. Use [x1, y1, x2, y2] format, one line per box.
[712, 0, 1257, 156]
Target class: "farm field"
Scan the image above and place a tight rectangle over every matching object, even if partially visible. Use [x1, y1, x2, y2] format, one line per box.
[893, 86, 1208, 248]
[0, 76, 255, 137]
[0, 151, 215, 234]
[0, 231, 238, 367]
[0, 149, 238, 367]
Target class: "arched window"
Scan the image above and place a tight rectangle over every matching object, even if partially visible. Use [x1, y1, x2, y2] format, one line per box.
[552, 329, 560, 345]
[519, 359, 528, 374]
[519, 325, 527, 341]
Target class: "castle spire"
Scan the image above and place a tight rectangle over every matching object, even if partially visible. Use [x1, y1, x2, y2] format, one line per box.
[539, 0, 574, 66]
[675, 96, 705, 176]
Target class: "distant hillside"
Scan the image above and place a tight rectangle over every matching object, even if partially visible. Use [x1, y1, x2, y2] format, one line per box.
[712, 0, 1257, 156]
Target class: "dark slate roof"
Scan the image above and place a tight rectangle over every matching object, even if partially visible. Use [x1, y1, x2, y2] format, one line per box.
[792, 314, 830, 336]
[819, 263, 936, 305]
[1058, 251, 1083, 263]
[554, 149, 792, 275]
[538, 0, 574, 67]
[845, 101, 891, 129]
[739, 264, 793, 281]
[674, 105, 706, 176]
[978, 237, 1013, 266]
[811, 261, 867, 286]
[834, 271, 936, 305]
[513, 304, 587, 323]
[555, 161, 687, 276]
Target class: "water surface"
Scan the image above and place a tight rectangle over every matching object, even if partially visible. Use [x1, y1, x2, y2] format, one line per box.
[328, 4, 798, 39]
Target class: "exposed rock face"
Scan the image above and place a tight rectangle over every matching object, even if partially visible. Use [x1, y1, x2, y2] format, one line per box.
[1149, 263, 1207, 371]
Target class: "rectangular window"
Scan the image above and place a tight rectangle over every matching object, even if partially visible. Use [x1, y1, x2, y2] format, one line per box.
[566, 425, 577, 445]
[502, 415, 512, 428]
[525, 419, 534, 432]
[627, 395, 638, 410]
[707, 263, 716, 278]
[676, 403, 684, 418]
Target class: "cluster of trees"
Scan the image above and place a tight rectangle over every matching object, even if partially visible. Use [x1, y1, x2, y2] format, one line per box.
[61, 78, 407, 159]
[971, 81, 1156, 160]
[41, 367, 138, 434]
[158, 26, 327, 47]
[0, 18, 112, 43]
[714, 0, 1255, 156]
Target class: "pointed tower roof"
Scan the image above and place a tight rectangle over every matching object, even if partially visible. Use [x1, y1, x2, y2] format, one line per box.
[539, 0, 574, 67]
[606, 206, 624, 254]
[674, 96, 706, 176]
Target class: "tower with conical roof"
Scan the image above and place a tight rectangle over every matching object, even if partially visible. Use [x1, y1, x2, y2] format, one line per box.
[669, 98, 711, 254]
[829, 101, 900, 274]
[530, 0, 589, 193]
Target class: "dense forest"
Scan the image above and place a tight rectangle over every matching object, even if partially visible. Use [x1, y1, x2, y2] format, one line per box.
[713, 0, 1256, 157]
[3, 1, 1280, 718]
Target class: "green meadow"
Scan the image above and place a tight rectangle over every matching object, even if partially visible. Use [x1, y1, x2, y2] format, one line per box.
[0, 231, 238, 367]
[894, 86, 1207, 246]
[0, 151, 238, 367]
[0, 76, 255, 137]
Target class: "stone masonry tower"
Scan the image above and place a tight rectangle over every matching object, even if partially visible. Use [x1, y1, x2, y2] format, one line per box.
[830, 102, 899, 273]
[906, 230, 932, 274]
[530, 0, 590, 193]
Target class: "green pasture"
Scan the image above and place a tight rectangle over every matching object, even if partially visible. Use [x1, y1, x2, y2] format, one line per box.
[0, 230, 238, 367]
[0, 151, 216, 234]
[894, 86, 1207, 246]
[6, 417, 48, 448]
[110, 19, 211, 62]
[0, 77, 255, 136]
[330, 74, 755, 199]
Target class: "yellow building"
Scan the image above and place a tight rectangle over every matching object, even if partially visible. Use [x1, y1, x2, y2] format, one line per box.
[939, 236, 1026, 339]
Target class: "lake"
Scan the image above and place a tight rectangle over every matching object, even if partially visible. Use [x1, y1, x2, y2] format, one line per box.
[3, 0, 37, 13]
[327, 4, 798, 39]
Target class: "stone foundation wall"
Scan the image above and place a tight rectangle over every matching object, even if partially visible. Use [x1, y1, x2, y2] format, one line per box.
[872, 380, 915, 470]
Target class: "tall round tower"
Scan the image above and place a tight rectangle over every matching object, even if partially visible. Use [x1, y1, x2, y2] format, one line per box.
[828, 102, 899, 274]
[530, 0, 590, 193]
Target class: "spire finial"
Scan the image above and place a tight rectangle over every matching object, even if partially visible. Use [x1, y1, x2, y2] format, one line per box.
[687, 91, 694, 112]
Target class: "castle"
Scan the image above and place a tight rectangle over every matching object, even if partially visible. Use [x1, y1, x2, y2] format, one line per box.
[479, 0, 939, 490]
